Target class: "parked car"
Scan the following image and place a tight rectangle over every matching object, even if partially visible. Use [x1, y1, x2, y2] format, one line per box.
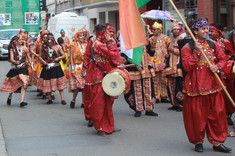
[0, 29, 22, 60]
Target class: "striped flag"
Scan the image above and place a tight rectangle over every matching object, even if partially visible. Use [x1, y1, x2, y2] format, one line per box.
[119, 0, 150, 66]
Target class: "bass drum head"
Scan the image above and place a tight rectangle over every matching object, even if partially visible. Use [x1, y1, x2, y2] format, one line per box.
[102, 72, 125, 96]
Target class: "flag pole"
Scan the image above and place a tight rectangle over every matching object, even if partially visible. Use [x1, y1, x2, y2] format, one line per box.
[168, 0, 235, 107]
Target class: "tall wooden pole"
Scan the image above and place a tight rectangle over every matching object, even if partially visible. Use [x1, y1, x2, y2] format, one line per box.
[168, 0, 235, 107]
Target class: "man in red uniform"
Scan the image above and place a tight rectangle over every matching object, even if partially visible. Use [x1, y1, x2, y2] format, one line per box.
[181, 18, 231, 153]
[209, 25, 235, 125]
[82, 24, 121, 136]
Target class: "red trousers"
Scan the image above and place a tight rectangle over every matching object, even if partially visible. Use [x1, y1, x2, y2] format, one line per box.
[86, 83, 115, 134]
[223, 79, 235, 116]
[183, 92, 228, 145]
[83, 85, 92, 121]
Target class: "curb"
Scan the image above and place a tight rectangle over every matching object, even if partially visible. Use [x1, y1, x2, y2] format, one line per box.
[0, 119, 7, 156]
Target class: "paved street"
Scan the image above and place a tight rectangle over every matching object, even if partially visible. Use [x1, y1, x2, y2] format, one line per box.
[0, 60, 234, 156]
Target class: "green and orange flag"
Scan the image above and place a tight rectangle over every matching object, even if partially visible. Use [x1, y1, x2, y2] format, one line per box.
[119, 0, 151, 66]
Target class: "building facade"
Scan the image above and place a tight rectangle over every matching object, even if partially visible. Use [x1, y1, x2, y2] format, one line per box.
[0, 0, 41, 34]
[54, 0, 119, 32]
[49, 0, 235, 34]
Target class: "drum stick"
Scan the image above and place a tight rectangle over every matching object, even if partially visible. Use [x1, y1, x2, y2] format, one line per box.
[169, 0, 235, 107]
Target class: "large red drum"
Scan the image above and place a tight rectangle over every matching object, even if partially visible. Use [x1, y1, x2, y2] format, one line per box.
[224, 60, 235, 79]
[102, 68, 131, 96]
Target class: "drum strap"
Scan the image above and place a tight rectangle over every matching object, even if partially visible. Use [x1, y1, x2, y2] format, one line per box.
[90, 48, 107, 77]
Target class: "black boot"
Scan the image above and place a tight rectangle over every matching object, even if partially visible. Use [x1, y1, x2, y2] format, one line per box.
[213, 144, 232, 153]
[145, 111, 158, 116]
[134, 111, 141, 117]
[81, 103, 84, 108]
[88, 120, 93, 127]
[7, 98, 11, 105]
[20, 102, 28, 107]
[194, 144, 204, 153]
[61, 100, 67, 105]
[70, 101, 75, 108]
[46, 100, 53, 104]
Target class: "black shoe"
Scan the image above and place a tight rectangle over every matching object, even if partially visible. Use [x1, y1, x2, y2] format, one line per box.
[168, 106, 179, 110]
[227, 116, 233, 125]
[88, 120, 93, 127]
[145, 111, 158, 116]
[20, 102, 28, 107]
[81, 103, 84, 108]
[7, 98, 11, 105]
[194, 144, 204, 153]
[213, 144, 232, 153]
[42, 95, 47, 99]
[155, 99, 160, 103]
[70, 101, 75, 108]
[134, 111, 141, 117]
[61, 100, 67, 105]
[161, 99, 170, 103]
[97, 131, 106, 136]
[176, 107, 183, 112]
[37, 92, 43, 96]
[46, 100, 53, 104]
[51, 95, 55, 100]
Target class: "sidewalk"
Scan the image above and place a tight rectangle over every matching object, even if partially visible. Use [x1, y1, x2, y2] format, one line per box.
[0, 119, 7, 156]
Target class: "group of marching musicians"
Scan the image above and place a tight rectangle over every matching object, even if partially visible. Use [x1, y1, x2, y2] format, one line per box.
[0, 19, 234, 152]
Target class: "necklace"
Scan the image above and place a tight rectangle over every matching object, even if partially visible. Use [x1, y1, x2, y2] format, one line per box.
[48, 47, 54, 58]
[77, 42, 85, 54]
[16, 46, 23, 60]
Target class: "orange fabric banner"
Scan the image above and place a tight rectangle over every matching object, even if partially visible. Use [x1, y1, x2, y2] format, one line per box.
[119, 0, 147, 51]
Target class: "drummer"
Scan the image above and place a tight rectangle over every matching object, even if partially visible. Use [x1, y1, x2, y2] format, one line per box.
[82, 24, 121, 136]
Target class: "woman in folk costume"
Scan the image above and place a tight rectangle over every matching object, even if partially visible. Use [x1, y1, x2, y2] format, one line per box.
[69, 31, 86, 108]
[37, 34, 67, 105]
[57, 37, 70, 79]
[31, 30, 50, 97]
[0, 34, 32, 107]
[163, 22, 183, 111]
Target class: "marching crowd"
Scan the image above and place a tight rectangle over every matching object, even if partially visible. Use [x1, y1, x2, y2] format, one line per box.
[0, 18, 234, 153]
